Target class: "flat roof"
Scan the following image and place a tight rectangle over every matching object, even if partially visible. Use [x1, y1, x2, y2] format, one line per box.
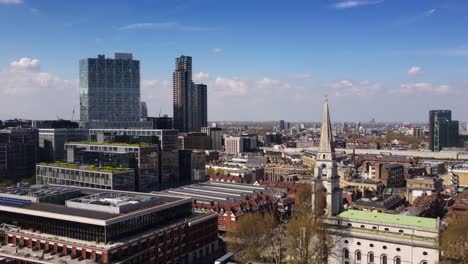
[338, 209, 437, 229]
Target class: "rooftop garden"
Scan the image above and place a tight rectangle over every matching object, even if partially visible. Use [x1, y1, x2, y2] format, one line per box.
[38, 161, 132, 173]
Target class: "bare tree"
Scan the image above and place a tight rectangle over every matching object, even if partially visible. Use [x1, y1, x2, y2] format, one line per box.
[440, 211, 468, 263]
[226, 213, 275, 262]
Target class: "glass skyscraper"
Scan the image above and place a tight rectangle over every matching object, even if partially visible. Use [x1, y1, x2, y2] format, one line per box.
[429, 110, 459, 151]
[79, 53, 141, 128]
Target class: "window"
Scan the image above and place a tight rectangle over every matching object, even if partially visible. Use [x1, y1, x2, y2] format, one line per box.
[384, 228, 389, 231]
[344, 240, 349, 244]
[356, 251, 361, 261]
[357, 242, 361, 246]
[422, 252, 428, 256]
[396, 248, 401, 252]
[361, 225, 365, 228]
[399, 230, 403, 233]
[348, 223, 352, 227]
[395, 257, 401, 264]
[370, 244, 374, 248]
[383, 246, 387, 250]
[344, 248, 349, 259]
[368, 252, 375, 263]
[372, 226, 377, 230]
[381, 255, 387, 264]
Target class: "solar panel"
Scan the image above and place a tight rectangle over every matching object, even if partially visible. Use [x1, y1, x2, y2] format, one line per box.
[0, 197, 32, 207]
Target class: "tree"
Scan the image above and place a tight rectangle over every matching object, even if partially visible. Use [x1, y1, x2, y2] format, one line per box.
[285, 182, 337, 264]
[226, 213, 276, 262]
[440, 211, 468, 263]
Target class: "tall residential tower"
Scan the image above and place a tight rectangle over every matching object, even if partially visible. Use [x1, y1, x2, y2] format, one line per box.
[192, 83, 208, 132]
[173, 55, 193, 132]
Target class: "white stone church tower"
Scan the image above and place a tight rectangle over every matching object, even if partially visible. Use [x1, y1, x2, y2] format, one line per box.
[313, 96, 343, 217]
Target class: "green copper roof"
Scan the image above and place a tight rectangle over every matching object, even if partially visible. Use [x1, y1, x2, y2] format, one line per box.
[337, 209, 437, 229]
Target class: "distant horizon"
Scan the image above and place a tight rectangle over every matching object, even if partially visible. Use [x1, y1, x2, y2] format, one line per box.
[1, 0, 468, 121]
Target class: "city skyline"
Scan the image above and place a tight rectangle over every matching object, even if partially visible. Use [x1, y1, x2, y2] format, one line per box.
[1, 0, 468, 122]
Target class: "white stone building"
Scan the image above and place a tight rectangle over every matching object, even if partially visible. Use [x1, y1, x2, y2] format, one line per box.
[312, 97, 440, 264]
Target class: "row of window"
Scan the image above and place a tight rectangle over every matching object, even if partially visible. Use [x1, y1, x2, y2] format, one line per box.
[343, 248, 428, 264]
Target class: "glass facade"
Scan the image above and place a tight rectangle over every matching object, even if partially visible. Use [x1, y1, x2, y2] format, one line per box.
[80, 54, 140, 127]
[173, 56, 193, 132]
[192, 84, 208, 132]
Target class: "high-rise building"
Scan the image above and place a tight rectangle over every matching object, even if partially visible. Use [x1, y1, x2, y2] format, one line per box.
[140, 101, 148, 119]
[279, 120, 286, 130]
[173, 55, 193, 132]
[201, 127, 224, 151]
[192, 83, 208, 132]
[38, 128, 89, 162]
[429, 110, 459, 151]
[0, 128, 38, 181]
[79, 53, 143, 128]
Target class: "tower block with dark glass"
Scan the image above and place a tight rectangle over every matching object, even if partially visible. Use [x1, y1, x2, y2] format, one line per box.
[313, 96, 343, 217]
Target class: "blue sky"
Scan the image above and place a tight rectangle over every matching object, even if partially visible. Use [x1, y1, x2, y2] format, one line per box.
[1, 0, 467, 122]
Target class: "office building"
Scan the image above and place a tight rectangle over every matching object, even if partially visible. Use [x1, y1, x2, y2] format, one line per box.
[179, 149, 207, 185]
[89, 129, 180, 189]
[192, 84, 208, 132]
[0, 128, 38, 181]
[32, 120, 79, 129]
[0, 185, 219, 264]
[38, 128, 89, 162]
[224, 136, 243, 154]
[372, 163, 405, 188]
[173, 55, 193, 132]
[429, 110, 459, 151]
[36, 163, 136, 191]
[79, 53, 145, 128]
[140, 101, 148, 119]
[201, 127, 224, 151]
[279, 120, 286, 130]
[146, 115, 173, 129]
[179, 132, 211, 150]
[264, 132, 282, 145]
[65, 142, 159, 192]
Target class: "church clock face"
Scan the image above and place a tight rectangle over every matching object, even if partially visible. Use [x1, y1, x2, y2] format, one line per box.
[321, 166, 328, 177]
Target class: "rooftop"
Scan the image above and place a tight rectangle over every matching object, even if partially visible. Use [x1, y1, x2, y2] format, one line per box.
[338, 209, 437, 229]
[67, 141, 152, 147]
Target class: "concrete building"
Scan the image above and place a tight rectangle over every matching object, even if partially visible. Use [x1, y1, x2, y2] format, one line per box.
[36, 163, 136, 191]
[65, 142, 159, 192]
[0, 128, 38, 181]
[407, 176, 443, 204]
[192, 84, 207, 132]
[201, 127, 224, 151]
[225, 136, 243, 154]
[173, 55, 193, 132]
[447, 163, 468, 188]
[179, 132, 211, 150]
[38, 128, 89, 162]
[79, 53, 146, 129]
[0, 185, 220, 264]
[371, 163, 405, 188]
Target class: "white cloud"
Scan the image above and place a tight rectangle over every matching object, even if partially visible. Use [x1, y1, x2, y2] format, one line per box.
[0, 58, 78, 119]
[424, 9, 436, 16]
[120, 22, 217, 32]
[0, 0, 22, 4]
[212, 48, 222, 55]
[288, 73, 312, 79]
[256, 77, 281, 88]
[391, 82, 450, 95]
[9, 57, 41, 72]
[333, 0, 384, 9]
[213, 77, 249, 95]
[407, 66, 423, 76]
[193, 72, 210, 81]
[329, 79, 382, 96]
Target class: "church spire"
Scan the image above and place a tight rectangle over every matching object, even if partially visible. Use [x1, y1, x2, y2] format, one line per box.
[319, 96, 334, 153]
